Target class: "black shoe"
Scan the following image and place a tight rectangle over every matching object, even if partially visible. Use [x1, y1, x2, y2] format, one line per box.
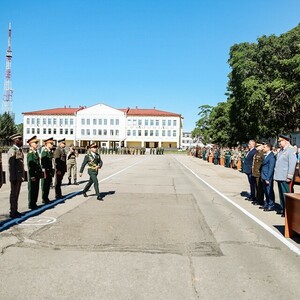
[68, 180, 71, 185]
[42, 199, 50, 204]
[251, 201, 259, 205]
[281, 213, 285, 217]
[276, 210, 284, 215]
[264, 207, 275, 212]
[9, 211, 23, 218]
[97, 195, 103, 201]
[259, 206, 267, 209]
[29, 204, 38, 210]
[55, 195, 64, 200]
[83, 192, 88, 197]
[74, 181, 79, 185]
[245, 197, 252, 201]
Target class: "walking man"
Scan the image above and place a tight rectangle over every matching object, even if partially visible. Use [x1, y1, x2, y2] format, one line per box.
[67, 144, 79, 185]
[53, 138, 67, 199]
[274, 134, 297, 217]
[243, 140, 257, 201]
[27, 136, 43, 210]
[41, 137, 54, 204]
[79, 143, 103, 200]
[7, 133, 25, 218]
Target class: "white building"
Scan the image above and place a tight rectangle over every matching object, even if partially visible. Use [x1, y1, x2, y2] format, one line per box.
[23, 104, 183, 149]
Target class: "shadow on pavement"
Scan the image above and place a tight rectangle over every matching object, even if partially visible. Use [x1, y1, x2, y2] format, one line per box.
[0, 191, 82, 232]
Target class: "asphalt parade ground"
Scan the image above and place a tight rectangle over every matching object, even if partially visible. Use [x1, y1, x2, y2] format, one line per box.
[0, 154, 299, 299]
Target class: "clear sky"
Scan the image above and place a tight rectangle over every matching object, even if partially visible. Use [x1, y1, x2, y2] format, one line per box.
[1, 0, 300, 131]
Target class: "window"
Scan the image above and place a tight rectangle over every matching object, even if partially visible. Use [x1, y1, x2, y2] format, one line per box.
[93, 119, 97, 125]
[98, 119, 102, 125]
[162, 130, 165, 136]
[65, 129, 68, 135]
[48, 128, 52, 134]
[173, 120, 177, 126]
[138, 119, 142, 126]
[43, 118, 46, 125]
[86, 129, 90, 135]
[81, 119, 85, 125]
[37, 118, 40, 126]
[48, 118, 51, 125]
[145, 130, 148, 136]
[93, 129, 96, 135]
[53, 118, 57, 125]
[133, 119, 137, 125]
[43, 128, 46, 134]
[150, 130, 154, 136]
[87, 119, 90, 125]
[26, 118, 30, 125]
[145, 119, 149, 126]
[53, 129, 57, 134]
[173, 130, 176, 137]
[59, 118, 63, 126]
[110, 130, 114, 135]
[162, 120, 166, 126]
[60, 128, 63, 134]
[155, 120, 159, 126]
[65, 119, 68, 125]
[155, 130, 159, 136]
[168, 120, 171, 126]
[104, 119, 107, 125]
[116, 119, 119, 125]
[98, 129, 102, 135]
[150, 120, 154, 126]
[31, 118, 35, 125]
[81, 129, 85, 135]
[70, 119, 74, 126]
[31, 128, 35, 134]
[127, 130, 131, 136]
[133, 130, 136, 136]
[115, 130, 119, 136]
[37, 128, 40, 134]
[70, 129, 73, 135]
[138, 130, 142, 136]
[168, 130, 171, 136]
[110, 119, 114, 125]
[103, 129, 107, 135]
[26, 128, 30, 134]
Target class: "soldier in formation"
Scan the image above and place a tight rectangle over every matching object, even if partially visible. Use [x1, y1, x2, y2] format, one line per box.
[67, 144, 79, 185]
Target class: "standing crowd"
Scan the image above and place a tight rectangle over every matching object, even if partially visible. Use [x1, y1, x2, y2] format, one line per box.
[6, 134, 103, 219]
[190, 134, 299, 217]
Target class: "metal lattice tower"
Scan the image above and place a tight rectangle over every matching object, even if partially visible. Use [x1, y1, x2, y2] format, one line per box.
[2, 22, 14, 118]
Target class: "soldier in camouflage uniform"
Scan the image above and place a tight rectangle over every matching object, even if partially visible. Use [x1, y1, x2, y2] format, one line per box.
[7, 133, 25, 218]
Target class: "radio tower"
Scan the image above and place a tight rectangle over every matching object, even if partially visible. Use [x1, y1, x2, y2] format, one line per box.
[2, 22, 14, 119]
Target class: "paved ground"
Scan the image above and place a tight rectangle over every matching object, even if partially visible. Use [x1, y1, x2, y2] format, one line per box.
[0, 154, 299, 299]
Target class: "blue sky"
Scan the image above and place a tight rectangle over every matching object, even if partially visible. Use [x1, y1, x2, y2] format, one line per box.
[1, 0, 300, 131]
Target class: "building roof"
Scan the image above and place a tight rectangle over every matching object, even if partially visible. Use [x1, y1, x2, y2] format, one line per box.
[119, 107, 182, 117]
[23, 106, 85, 116]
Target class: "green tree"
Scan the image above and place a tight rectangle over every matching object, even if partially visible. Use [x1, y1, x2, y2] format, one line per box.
[193, 105, 213, 144]
[0, 113, 16, 140]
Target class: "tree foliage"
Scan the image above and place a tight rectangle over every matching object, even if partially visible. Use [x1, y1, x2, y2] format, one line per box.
[194, 24, 300, 145]
[0, 113, 16, 140]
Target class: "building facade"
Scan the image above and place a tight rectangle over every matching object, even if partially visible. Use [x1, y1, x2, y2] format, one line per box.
[23, 104, 183, 149]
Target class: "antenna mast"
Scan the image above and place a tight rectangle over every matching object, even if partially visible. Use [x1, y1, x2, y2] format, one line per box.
[2, 22, 14, 119]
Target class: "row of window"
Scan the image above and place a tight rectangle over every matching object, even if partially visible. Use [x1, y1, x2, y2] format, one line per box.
[127, 130, 177, 137]
[127, 119, 177, 127]
[26, 128, 74, 135]
[81, 118, 120, 126]
[26, 118, 75, 126]
[81, 129, 120, 136]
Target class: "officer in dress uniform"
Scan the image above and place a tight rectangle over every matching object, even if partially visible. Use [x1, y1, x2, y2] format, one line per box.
[274, 134, 297, 217]
[251, 143, 264, 206]
[7, 133, 25, 218]
[27, 136, 43, 210]
[67, 144, 79, 185]
[53, 138, 67, 199]
[41, 137, 54, 204]
[79, 143, 103, 200]
[225, 147, 231, 168]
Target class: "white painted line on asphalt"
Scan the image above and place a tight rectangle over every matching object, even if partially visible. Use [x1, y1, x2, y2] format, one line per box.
[18, 216, 56, 226]
[176, 158, 300, 256]
[99, 157, 148, 183]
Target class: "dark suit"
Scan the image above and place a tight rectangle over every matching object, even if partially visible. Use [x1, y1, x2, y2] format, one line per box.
[243, 148, 257, 200]
[261, 152, 276, 209]
[41, 147, 54, 202]
[8, 145, 25, 215]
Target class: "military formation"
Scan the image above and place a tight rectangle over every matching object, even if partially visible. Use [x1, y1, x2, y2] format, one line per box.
[6, 134, 104, 218]
[190, 134, 299, 217]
